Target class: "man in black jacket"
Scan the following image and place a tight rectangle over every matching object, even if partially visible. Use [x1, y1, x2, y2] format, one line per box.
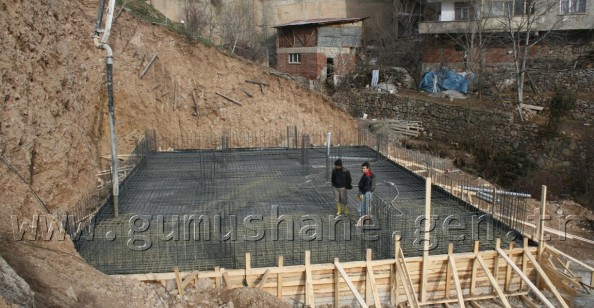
[331, 159, 352, 216]
[357, 161, 374, 225]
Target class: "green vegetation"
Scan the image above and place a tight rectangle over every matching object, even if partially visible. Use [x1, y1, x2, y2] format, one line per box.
[115, 0, 186, 35]
[547, 89, 577, 132]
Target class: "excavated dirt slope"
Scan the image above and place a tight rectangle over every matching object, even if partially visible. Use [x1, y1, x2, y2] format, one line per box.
[0, 0, 356, 306]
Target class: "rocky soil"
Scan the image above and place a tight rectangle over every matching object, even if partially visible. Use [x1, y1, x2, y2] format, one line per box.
[0, 0, 355, 306]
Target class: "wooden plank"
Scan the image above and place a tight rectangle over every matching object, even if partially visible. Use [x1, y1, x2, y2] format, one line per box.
[470, 241, 479, 295]
[335, 260, 368, 308]
[245, 80, 270, 86]
[139, 53, 158, 79]
[445, 243, 453, 299]
[421, 177, 432, 302]
[542, 259, 581, 296]
[423, 291, 528, 305]
[505, 242, 514, 291]
[448, 251, 466, 308]
[305, 251, 315, 307]
[174, 266, 184, 295]
[214, 267, 221, 288]
[334, 258, 340, 308]
[277, 256, 283, 299]
[256, 269, 270, 289]
[240, 89, 253, 98]
[521, 238, 529, 291]
[493, 239, 501, 283]
[391, 238, 400, 305]
[468, 301, 481, 308]
[520, 294, 539, 308]
[475, 255, 512, 308]
[524, 248, 570, 308]
[544, 244, 594, 272]
[495, 247, 555, 308]
[366, 249, 381, 307]
[215, 92, 243, 106]
[396, 245, 419, 308]
[121, 23, 139, 54]
[181, 270, 200, 290]
[222, 271, 232, 289]
[520, 103, 545, 111]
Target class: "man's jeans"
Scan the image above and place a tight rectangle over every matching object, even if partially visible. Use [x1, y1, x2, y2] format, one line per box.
[359, 192, 372, 216]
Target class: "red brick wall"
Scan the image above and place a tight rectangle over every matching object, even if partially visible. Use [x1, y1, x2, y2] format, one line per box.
[420, 36, 558, 69]
[276, 51, 357, 80]
[276, 52, 324, 80]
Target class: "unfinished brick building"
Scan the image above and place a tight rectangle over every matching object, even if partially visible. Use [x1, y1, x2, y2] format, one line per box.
[274, 17, 368, 84]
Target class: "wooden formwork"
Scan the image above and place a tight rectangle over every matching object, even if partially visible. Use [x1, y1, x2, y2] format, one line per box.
[119, 238, 553, 307]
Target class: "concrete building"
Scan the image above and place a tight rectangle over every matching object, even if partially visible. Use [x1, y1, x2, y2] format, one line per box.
[418, 0, 594, 70]
[274, 17, 367, 83]
[148, 0, 391, 41]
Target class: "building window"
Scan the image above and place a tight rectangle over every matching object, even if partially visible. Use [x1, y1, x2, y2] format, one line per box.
[560, 0, 586, 14]
[487, 1, 514, 16]
[454, 2, 475, 21]
[288, 53, 301, 64]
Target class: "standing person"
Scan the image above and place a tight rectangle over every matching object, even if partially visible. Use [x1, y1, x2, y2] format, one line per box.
[331, 159, 352, 216]
[357, 161, 374, 225]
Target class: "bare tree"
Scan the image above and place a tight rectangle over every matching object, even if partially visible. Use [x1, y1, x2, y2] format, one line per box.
[219, 0, 259, 54]
[493, 0, 566, 110]
[182, 0, 209, 39]
[364, 0, 423, 84]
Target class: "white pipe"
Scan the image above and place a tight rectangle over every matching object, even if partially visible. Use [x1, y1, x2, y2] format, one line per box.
[101, 0, 117, 44]
[459, 185, 531, 198]
[326, 132, 332, 156]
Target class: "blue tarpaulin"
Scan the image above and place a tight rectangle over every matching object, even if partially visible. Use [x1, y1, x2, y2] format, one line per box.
[419, 68, 471, 94]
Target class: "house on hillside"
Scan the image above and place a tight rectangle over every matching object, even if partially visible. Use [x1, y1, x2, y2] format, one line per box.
[418, 0, 594, 72]
[274, 17, 368, 84]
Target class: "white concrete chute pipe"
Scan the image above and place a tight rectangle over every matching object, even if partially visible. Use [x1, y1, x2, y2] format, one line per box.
[100, 0, 117, 44]
[93, 0, 119, 217]
[94, 0, 106, 35]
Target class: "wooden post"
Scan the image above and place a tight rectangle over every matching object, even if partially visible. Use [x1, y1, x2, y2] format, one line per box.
[334, 257, 340, 308]
[504, 242, 514, 292]
[139, 52, 158, 79]
[277, 256, 283, 300]
[493, 238, 501, 283]
[215, 266, 221, 288]
[392, 237, 401, 305]
[174, 266, 183, 295]
[366, 249, 380, 307]
[537, 185, 547, 287]
[445, 243, 453, 299]
[245, 252, 251, 287]
[305, 251, 315, 307]
[470, 240, 479, 295]
[420, 177, 432, 303]
[521, 238, 529, 290]
[447, 245, 465, 308]
[366, 249, 372, 304]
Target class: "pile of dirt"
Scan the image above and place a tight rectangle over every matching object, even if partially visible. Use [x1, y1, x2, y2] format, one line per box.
[0, 0, 355, 306]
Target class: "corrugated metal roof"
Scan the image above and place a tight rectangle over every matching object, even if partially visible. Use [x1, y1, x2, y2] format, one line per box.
[274, 17, 368, 28]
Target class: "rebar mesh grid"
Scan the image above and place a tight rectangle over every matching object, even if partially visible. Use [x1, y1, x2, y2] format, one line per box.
[74, 146, 527, 274]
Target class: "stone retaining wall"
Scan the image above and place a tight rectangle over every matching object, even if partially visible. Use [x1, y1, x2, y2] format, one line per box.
[332, 91, 593, 171]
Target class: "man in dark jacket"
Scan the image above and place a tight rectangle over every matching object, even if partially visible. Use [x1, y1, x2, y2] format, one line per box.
[357, 161, 373, 225]
[331, 159, 352, 216]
